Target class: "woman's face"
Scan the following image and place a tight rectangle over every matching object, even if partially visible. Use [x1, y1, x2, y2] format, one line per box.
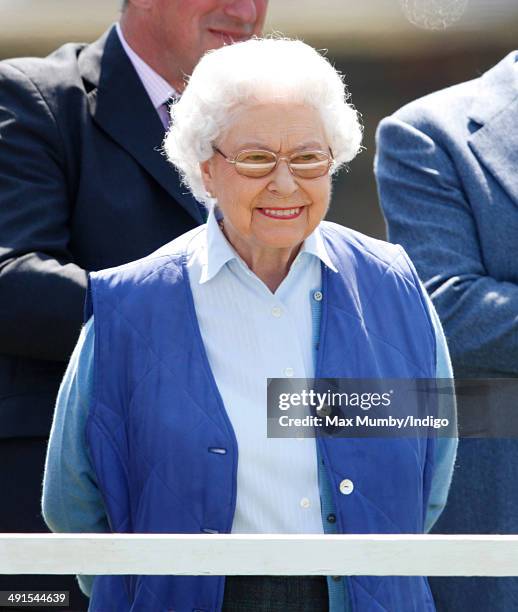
[200, 103, 332, 256]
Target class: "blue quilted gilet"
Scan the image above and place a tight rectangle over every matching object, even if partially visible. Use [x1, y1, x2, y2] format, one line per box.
[85, 222, 437, 611]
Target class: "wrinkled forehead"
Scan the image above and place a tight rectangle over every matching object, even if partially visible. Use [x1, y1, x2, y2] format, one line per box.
[218, 102, 329, 152]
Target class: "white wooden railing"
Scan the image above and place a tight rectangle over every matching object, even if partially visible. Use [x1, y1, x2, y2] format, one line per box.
[1, 534, 518, 576]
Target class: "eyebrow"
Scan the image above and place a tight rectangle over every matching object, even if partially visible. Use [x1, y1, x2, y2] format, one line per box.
[234, 141, 326, 151]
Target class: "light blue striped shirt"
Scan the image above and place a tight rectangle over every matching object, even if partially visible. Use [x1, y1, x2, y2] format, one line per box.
[42, 209, 456, 609]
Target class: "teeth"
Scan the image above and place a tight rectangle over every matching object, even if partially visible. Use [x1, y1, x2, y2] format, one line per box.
[263, 208, 300, 217]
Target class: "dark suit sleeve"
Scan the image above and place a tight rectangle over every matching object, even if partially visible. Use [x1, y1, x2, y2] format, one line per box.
[0, 62, 87, 361]
[375, 114, 518, 376]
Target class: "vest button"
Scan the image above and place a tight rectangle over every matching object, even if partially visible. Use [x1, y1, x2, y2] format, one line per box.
[327, 513, 336, 524]
[319, 404, 331, 417]
[339, 478, 354, 495]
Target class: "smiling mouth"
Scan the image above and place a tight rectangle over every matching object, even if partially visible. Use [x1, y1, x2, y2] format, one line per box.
[257, 207, 303, 220]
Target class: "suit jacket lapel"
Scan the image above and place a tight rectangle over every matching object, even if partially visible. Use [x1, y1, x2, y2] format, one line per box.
[78, 25, 204, 224]
[468, 51, 518, 205]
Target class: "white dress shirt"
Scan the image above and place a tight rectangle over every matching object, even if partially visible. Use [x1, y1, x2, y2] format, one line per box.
[187, 208, 338, 533]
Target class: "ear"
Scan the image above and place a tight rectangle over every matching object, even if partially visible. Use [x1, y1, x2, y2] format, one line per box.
[200, 158, 216, 198]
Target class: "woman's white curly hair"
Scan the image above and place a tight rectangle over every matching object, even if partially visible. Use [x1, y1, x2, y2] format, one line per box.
[163, 37, 363, 207]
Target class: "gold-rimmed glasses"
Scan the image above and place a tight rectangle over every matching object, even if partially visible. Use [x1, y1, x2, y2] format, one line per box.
[213, 147, 334, 179]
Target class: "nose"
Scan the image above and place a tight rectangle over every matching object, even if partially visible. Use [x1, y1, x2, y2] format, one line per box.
[267, 159, 298, 196]
[224, 0, 258, 24]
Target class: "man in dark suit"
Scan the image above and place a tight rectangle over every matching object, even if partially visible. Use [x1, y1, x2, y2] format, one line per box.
[375, 52, 518, 611]
[0, 1, 268, 608]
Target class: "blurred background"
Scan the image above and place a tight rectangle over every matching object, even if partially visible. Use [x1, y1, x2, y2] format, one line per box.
[2, 0, 517, 238]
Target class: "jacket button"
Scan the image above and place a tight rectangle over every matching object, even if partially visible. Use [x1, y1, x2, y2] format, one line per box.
[327, 513, 336, 524]
[339, 479, 354, 495]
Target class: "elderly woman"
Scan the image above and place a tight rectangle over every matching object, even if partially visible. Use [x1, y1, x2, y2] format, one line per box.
[43, 38, 456, 612]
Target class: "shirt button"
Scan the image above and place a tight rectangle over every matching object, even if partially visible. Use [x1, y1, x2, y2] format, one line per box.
[271, 306, 282, 318]
[300, 497, 310, 509]
[313, 290, 323, 301]
[284, 367, 294, 377]
[327, 513, 336, 524]
[339, 479, 354, 495]
[332, 576, 341, 582]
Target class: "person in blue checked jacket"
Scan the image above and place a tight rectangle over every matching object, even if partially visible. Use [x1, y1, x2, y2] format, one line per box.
[43, 38, 457, 612]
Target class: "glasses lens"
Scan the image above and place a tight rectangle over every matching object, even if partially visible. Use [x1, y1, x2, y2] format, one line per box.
[290, 151, 331, 178]
[234, 151, 277, 177]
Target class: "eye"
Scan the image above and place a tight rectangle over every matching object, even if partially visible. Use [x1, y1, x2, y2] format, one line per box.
[291, 152, 325, 164]
[238, 152, 275, 164]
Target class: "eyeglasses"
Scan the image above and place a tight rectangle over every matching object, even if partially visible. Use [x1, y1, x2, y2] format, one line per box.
[213, 147, 334, 179]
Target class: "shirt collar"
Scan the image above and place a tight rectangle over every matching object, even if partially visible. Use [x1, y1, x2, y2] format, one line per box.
[116, 22, 177, 110]
[199, 207, 238, 284]
[301, 224, 338, 273]
[199, 207, 338, 284]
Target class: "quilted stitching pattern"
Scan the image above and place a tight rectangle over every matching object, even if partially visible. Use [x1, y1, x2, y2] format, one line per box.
[86, 222, 436, 611]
